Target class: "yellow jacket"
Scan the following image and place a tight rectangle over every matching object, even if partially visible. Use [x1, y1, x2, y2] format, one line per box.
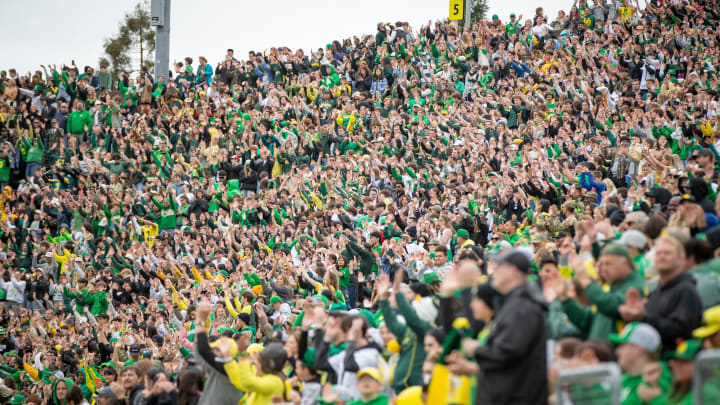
[224, 359, 285, 405]
[54, 249, 73, 274]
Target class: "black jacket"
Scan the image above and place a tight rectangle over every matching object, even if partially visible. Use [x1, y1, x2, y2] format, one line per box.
[472, 282, 548, 405]
[239, 170, 258, 191]
[644, 272, 702, 351]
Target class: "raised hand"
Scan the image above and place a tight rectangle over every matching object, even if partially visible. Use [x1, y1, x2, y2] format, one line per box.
[375, 273, 391, 300]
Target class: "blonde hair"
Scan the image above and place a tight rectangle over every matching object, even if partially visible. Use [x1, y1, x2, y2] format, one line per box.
[655, 236, 686, 258]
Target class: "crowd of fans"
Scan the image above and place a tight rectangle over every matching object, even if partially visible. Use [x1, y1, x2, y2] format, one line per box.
[2, 0, 720, 403]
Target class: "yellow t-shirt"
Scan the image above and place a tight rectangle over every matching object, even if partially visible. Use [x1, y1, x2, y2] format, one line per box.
[142, 224, 159, 247]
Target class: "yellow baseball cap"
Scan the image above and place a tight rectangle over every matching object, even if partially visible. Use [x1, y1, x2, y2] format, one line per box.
[693, 305, 720, 339]
[209, 337, 238, 358]
[357, 367, 381, 382]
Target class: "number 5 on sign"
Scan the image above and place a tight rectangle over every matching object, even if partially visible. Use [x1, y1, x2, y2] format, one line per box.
[449, 0, 463, 20]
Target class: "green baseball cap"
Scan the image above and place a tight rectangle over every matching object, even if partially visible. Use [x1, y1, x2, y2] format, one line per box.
[454, 229, 470, 239]
[665, 339, 703, 361]
[492, 14, 499, 19]
[356, 309, 376, 328]
[609, 322, 661, 352]
[421, 271, 440, 285]
[8, 394, 25, 405]
[270, 296, 282, 305]
[600, 243, 635, 269]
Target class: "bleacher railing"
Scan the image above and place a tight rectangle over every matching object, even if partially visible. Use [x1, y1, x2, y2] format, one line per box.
[693, 348, 720, 405]
[555, 363, 622, 405]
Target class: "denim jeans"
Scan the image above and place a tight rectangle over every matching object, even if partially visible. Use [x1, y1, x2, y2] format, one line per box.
[25, 162, 41, 179]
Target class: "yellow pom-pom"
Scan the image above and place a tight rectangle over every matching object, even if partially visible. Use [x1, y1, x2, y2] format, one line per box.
[452, 317, 470, 330]
[387, 340, 401, 354]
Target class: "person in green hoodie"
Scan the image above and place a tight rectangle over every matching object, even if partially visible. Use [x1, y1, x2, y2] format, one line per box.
[43, 377, 74, 405]
[151, 189, 178, 235]
[376, 273, 427, 393]
[66, 99, 92, 142]
[559, 244, 645, 340]
[19, 133, 44, 180]
[610, 322, 672, 405]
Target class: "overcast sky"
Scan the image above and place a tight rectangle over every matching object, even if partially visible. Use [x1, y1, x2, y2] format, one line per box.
[2, 0, 567, 75]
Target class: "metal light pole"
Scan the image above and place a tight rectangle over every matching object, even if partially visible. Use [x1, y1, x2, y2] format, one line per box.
[151, 0, 171, 81]
[464, 0, 471, 30]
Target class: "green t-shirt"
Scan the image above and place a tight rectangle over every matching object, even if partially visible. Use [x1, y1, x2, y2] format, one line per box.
[620, 362, 672, 405]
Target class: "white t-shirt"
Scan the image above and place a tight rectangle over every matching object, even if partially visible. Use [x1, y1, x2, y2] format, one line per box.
[531, 24, 552, 38]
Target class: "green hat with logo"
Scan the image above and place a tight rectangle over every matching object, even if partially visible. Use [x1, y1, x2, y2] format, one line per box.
[609, 322, 661, 352]
[665, 339, 703, 360]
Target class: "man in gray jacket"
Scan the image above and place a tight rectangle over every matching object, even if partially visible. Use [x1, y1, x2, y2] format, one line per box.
[194, 301, 243, 405]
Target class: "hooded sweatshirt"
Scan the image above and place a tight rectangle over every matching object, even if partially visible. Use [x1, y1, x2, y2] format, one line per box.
[49, 378, 75, 405]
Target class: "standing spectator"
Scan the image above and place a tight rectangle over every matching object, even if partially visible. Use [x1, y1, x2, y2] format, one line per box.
[96, 64, 112, 90]
[461, 251, 548, 405]
[0, 269, 26, 315]
[66, 99, 92, 143]
[620, 237, 703, 350]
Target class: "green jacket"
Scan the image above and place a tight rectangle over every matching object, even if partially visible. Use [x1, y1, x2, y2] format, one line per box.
[562, 270, 645, 340]
[152, 197, 177, 230]
[344, 241, 376, 276]
[0, 157, 10, 181]
[378, 293, 429, 393]
[67, 110, 93, 135]
[20, 137, 44, 163]
[84, 290, 109, 315]
[546, 299, 583, 339]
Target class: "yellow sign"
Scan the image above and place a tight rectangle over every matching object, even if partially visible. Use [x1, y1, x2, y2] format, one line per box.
[449, 0, 463, 20]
